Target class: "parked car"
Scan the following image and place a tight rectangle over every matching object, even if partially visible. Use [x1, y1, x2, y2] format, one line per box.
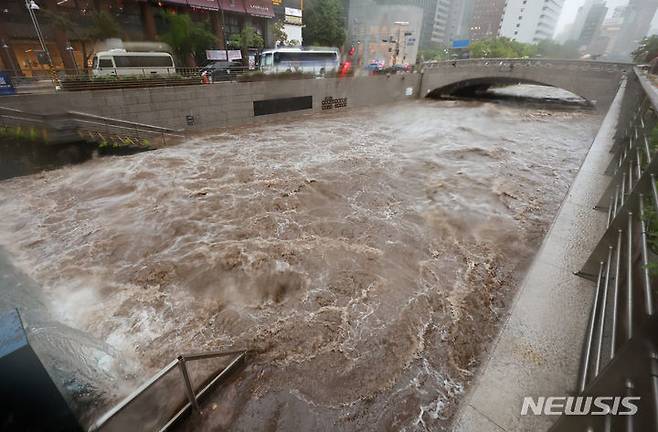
[392, 63, 412, 73]
[366, 61, 385, 73]
[200, 61, 245, 82]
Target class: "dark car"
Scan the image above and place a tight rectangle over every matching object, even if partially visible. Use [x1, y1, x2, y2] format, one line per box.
[201, 61, 245, 82]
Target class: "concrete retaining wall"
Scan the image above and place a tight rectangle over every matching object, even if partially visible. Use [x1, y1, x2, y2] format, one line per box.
[0, 75, 421, 132]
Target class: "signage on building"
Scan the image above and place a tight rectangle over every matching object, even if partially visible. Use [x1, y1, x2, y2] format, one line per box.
[285, 7, 302, 17]
[206, 50, 243, 61]
[452, 39, 471, 49]
[284, 7, 302, 25]
[218, 0, 246, 13]
[285, 15, 303, 25]
[245, 0, 275, 18]
[187, 0, 220, 10]
[0, 72, 16, 96]
[321, 96, 347, 110]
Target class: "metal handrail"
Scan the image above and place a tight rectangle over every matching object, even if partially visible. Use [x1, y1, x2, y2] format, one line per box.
[0, 105, 184, 147]
[552, 67, 658, 431]
[67, 111, 184, 135]
[422, 58, 632, 73]
[89, 349, 250, 432]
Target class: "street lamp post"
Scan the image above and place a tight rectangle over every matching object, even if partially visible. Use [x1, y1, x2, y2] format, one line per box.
[24, 0, 59, 86]
[24, 1, 51, 65]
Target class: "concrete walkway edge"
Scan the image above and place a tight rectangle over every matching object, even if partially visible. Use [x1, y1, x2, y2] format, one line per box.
[452, 79, 627, 432]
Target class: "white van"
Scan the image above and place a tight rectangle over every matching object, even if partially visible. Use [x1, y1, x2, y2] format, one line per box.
[260, 48, 340, 75]
[91, 50, 176, 77]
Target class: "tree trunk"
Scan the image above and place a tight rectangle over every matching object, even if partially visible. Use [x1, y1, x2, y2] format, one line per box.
[210, 12, 226, 50]
[140, 2, 157, 41]
[185, 53, 196, 67]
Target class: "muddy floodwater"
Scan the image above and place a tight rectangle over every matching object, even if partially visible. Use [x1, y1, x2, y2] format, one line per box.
[0, 86, 600, 430]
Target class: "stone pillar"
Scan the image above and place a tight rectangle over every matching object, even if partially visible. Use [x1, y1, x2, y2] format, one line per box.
[141, 2, 157, 41]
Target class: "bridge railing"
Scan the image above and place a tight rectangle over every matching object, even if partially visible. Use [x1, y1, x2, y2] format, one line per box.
[550, 68, 658, 431]
[422, 58, 631, 73]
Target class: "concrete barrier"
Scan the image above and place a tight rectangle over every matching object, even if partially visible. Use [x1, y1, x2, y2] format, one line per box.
[0, 75, 421, 133]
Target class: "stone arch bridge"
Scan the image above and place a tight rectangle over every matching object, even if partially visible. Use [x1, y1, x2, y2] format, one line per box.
[420, 59, 631, 111]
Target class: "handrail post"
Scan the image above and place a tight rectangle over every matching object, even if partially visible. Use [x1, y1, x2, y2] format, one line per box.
[639, 196, 655, 316]
[579, 261, 605, 393]
[177, 356, 201, 414]
[625, 379, 635, 432]
[595, 246, 614, 376]
[611, 229, 623, 359]
[626, 213, 634, 341]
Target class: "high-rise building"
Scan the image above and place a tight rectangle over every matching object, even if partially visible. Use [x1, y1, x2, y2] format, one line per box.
[568, 0, 598, 43]
[499, 0, 565, 44]
[588, 6, 627, 58]
[469, 0, 505, 41]
[431, 0, 452, 43]
[609, 0, 658, 60]
[431, 0, 474, 45]
[348, 0, 424, 66]
[373, 0, 439, 49]
[578, 3, 608, 47]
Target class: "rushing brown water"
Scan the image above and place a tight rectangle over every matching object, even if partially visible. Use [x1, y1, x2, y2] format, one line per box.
[0, 86, 600, 430]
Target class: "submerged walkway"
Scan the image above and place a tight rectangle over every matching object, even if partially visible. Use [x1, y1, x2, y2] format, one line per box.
[453, 80, 625, 431]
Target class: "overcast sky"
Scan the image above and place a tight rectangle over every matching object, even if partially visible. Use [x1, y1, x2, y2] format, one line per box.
[556, 0, 629, 34]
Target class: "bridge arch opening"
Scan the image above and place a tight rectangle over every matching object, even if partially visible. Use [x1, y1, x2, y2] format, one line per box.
[426, 77, 593, 108]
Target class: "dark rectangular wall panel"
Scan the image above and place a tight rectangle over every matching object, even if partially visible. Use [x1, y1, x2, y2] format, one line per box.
[0, 309, 83, 431]
[253, 96, 313, 116]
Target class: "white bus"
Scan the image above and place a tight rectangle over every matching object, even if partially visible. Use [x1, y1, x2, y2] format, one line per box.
[259, 48, 340, 75]
[91, 50, 176, 77]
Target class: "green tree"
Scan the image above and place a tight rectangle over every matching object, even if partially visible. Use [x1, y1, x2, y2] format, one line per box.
[420, 43, 450, 61]
[469, 37, 539, 59]
[160, 11, 217, 66]
[632, 35, 658, 63]
[41, 8, 122, 70]
[87, 10, 122, 42]
[273, 20, 288, 47]
[229, 25, 264, 66]
[302, 0, 346, 47]
[535, 39, 580, 59]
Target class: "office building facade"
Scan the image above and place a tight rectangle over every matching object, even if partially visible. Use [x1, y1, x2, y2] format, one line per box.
[469, 0, 505, 41]
[499, 0, 565, 44]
